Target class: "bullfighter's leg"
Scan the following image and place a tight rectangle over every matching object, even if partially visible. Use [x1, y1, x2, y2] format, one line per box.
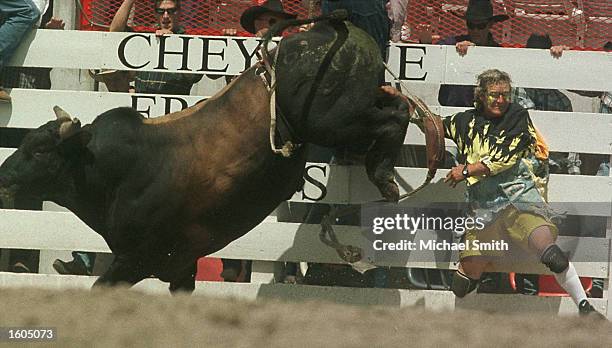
[364, 98, 411, 202]
[92, 254, 149, 288]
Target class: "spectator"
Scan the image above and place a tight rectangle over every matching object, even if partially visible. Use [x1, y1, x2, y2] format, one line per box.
[102, 0, 202, 94]
[239, 0, 297, 37]
[0, 0, 41, 103]
[387, 0, 409, 43]
[417, 0, 509, 107]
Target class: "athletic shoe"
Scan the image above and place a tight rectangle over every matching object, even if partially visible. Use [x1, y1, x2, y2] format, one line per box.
[53, 258, 92, 276]
[578, 299, 607, 320]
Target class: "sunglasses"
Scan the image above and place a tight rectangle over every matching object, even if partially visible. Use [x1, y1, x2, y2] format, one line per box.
[467, 21, 489, 30]
[155, 7, 177, 15]
[487, 92, 511, 100]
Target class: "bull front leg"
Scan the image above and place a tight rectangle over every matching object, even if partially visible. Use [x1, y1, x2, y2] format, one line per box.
[363, 102, 411, 203]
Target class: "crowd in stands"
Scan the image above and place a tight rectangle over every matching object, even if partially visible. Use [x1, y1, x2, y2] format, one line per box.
[0, 0, 610, 315]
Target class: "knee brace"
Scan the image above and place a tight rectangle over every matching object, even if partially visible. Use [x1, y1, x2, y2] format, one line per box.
[540, 244, 569, 273]
[451, 270, 479, 298]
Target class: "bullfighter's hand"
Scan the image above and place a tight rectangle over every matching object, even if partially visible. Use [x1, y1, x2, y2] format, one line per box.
[455, 41, 475, 56]
[444, 165, 466, 188]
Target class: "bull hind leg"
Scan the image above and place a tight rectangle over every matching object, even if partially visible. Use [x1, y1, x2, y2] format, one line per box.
[93, 254, 150, 288]
[364, 99, 411, 202]
[168, 262, 197, 294]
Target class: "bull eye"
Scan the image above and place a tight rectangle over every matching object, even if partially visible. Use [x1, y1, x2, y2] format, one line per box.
[268, 18, 277, 26]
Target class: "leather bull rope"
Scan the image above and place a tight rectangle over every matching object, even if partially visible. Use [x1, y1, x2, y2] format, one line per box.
[384, 62, 446, 200]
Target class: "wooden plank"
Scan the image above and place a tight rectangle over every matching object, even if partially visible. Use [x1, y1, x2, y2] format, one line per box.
[8, 30, 611, 90]
[0, 209, 608, 277]
[406, 106, 612, 155]
[0, 272, 607, 316]
[0, 89, 205, 128]
[439, 45, 610, 91]
[2, 89, 610, 154]
[0, 148, 610, 213]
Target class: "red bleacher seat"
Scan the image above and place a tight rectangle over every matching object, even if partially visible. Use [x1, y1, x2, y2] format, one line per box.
[195, 257, 224, 282]
[509, 272, 592, 297]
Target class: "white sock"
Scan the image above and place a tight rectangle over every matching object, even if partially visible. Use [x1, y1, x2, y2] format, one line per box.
[553, 262, 587, 306]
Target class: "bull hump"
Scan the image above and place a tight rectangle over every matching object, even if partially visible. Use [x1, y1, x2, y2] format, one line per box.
[95, 107, 144, 126]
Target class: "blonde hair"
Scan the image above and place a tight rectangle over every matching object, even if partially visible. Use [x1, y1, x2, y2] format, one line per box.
[473, 69, 512, 110]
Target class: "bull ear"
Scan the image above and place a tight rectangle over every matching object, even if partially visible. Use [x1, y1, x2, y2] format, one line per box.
[57, 129, 94, 164]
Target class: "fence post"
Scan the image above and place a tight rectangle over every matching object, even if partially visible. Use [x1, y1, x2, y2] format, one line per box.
[51, 0, 95, 92]
[250, 261, 283, 284]
[606, 153, 612, 319]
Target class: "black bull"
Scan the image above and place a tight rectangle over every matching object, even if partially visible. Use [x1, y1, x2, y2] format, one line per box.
[0, 17, 424, 292]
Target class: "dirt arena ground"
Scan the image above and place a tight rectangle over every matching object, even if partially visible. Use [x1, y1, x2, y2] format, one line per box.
[0, 287, 610, 347]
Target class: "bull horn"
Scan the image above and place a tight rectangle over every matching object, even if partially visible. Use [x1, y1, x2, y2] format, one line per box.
[53, 105, 72, 121]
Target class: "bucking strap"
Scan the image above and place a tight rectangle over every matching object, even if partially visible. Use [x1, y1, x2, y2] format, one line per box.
[422, 112, 446, 181]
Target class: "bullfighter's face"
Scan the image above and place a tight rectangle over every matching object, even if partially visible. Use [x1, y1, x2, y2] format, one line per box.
[481, 82, 511, 118]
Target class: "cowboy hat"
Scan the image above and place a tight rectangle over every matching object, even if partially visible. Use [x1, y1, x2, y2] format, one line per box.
[457, 0, 509, 23]
[240, 0, 297, 34]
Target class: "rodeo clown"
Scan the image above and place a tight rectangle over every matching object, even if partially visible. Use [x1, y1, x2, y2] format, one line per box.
[385, 69, 604, 318]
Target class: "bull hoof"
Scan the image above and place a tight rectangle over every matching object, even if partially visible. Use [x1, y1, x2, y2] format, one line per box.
[379, 181, 399, 203]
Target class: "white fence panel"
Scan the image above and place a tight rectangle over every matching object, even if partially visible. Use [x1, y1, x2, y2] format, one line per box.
[8, 30, 612, 90]
[1, 89, 611, 154]
[0, 28, 610, 318]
